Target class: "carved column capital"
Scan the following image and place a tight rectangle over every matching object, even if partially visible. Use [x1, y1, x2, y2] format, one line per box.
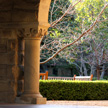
[17, 23, 50, 39]
[17, 28, 38, 38]
[37, 22, 50, 38]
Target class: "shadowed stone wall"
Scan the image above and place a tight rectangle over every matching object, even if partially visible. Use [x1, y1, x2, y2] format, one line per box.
[0, 0, 51, 104]
[0, 0, 39, 23]
[0, 0, 40, 103]
[0, 30, 19, 103]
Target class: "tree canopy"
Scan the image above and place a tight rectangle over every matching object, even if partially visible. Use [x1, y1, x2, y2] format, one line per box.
[40, 0, 108, 79]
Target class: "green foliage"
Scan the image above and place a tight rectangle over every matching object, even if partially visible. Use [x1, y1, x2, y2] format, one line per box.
[75, 0, 108, 24]
[49, 28, 61, 38]
[103, 76, 108, 80]
[40, 80, 108, 100]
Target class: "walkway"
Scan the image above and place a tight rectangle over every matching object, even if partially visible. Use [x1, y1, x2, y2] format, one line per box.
[0, 104, 108, 108]
[47, 100, 108, 106]
[0, 101, 108, 108]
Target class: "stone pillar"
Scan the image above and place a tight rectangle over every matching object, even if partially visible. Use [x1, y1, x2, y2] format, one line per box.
[21, 37, 46, 104]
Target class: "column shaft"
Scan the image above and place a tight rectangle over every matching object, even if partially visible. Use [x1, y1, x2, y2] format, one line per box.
[20, 38, 46, 104]
[24, 38, 40, 96]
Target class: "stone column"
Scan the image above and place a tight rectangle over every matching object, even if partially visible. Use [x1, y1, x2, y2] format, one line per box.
[21, 37, 46, 104]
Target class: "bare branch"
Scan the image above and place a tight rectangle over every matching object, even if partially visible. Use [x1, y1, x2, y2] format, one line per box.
[50, 0, 57, 23]
[50, 0, 81, 27]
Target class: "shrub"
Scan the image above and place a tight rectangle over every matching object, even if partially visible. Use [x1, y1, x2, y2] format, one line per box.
[39, 80, 108, 100]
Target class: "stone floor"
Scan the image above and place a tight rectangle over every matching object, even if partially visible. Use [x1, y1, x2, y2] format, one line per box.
[0, 101, 108, 108]
[0, 104, 108, 108]
[47, 100, 108, 106]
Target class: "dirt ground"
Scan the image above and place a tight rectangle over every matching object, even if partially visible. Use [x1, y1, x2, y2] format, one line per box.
[47, 100, 108, 106]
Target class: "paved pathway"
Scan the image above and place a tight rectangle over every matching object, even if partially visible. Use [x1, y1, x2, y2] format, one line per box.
[47, 100, 108, 106]
[0, 105, 108, 108]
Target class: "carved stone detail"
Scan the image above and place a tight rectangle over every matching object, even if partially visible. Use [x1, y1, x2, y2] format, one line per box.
[17, 29, 25, 38]
[36, 28, 47, 38]
[17, 27, 48, 39]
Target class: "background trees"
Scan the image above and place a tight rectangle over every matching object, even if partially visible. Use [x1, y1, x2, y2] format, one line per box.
[40, 0, 108, 79]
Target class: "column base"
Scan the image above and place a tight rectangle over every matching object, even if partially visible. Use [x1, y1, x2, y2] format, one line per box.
[15, 93, 46, 104]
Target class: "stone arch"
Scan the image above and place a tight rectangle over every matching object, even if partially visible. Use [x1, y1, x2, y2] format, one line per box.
[38, 0, 51, 24]
[38, 0, 51, 36]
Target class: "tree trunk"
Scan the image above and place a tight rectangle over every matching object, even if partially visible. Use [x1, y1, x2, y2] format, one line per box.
[91, 65, 96, 75]
[82, 62, 88, 76]
[97, 66, 100, 80]
[80, 56, 83, 76]
[100, 65, 105, 79]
